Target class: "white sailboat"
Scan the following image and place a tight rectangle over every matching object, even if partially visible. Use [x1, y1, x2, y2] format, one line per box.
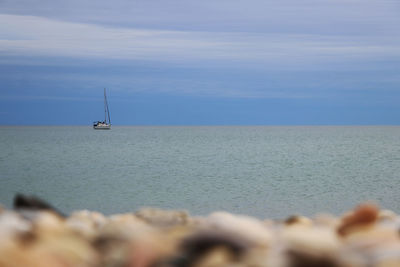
[93, 88, 111, 130]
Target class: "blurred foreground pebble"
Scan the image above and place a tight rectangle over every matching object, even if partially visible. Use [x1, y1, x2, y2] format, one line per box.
[0, 195, 400, 266]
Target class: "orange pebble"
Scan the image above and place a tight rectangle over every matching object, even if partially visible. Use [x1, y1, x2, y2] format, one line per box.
[337, 203, 378, 236]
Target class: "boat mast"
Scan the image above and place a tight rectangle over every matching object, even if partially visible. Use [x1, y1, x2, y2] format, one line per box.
[104, 88, 111, 124]
[104, 88, 107, 123]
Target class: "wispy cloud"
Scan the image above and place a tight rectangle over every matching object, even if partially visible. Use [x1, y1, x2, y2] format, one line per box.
[0, 95, 99, 101]
[2, 0, 399, 35]
[1, 14, 399, 69]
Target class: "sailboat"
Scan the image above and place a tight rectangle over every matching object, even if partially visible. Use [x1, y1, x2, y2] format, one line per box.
[93, 88, 111, 130]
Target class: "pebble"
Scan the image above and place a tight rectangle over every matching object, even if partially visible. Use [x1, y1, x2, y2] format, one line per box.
[0, 196, 399, 267]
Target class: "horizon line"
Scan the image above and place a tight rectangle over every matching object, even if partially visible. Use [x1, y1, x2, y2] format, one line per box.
[1, 124, 400, 127]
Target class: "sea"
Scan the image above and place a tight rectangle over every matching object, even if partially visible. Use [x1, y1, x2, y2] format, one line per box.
[1, 126, 400, 219]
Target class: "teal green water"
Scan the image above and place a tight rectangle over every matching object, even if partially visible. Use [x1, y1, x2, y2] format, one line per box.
[1, 126, 400, 219]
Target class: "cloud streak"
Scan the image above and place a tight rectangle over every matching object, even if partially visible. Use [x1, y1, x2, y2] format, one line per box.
[0, 94, 100, 101]
[2, 0, 400, 35]
[1, 14, 399, 70]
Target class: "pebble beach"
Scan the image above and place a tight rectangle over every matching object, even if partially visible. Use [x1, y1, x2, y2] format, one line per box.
[1, 195, 400, 267]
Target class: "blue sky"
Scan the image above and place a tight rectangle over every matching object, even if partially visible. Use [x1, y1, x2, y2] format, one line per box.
[1, 0, 399, 125]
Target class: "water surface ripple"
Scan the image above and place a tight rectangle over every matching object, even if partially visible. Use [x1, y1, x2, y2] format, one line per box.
[1, 126, 400, 219]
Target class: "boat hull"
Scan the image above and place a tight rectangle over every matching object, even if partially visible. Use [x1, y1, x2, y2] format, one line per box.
[93, 124, 111, 130]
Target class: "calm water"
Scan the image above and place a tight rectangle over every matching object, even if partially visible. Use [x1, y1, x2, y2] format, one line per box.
[1, 126, 400, 219]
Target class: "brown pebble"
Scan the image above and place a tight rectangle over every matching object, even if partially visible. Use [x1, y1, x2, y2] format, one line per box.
[285, 215, 312, 227]
[285, 215, 301, 225]
[337, 203, 379, 236]
[287, 250, 338, 267]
